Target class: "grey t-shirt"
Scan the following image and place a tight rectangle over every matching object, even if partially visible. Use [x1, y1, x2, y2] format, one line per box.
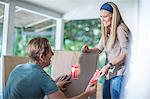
[96, 23, 130, 79]
[5, 63, 58, 99]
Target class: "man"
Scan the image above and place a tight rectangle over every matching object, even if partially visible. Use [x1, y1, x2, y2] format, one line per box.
[5, 37, 96, 99]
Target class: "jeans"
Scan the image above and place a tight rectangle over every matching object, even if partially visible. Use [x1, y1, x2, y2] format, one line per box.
[103, 76, 123, 99]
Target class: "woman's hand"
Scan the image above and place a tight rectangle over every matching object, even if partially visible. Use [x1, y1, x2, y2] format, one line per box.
[82, 44, 90, 53]
[99, 64, 110, 77]
[82, 45, 100, 54]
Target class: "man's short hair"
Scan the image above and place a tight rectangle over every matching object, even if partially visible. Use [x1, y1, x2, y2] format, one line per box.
[28, 37, 51, 61]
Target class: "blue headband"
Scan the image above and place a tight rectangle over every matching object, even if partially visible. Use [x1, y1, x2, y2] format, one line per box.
[100, 3, 113, 13]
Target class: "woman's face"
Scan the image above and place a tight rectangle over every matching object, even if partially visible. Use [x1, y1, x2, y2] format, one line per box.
[100, 10, 112, 27]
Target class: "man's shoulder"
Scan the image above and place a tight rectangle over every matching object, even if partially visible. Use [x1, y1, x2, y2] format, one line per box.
[12, 63, 43, 77]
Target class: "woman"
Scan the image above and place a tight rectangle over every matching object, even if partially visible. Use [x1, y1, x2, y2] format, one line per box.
[82, 2, 130, 99]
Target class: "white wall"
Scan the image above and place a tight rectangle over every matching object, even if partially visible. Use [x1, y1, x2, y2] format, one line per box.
[123, 0, 150, 99]
[0, 57, 2, 98]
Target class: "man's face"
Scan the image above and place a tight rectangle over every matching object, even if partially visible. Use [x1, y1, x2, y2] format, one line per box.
[42, 48, 54, 67]
[100, 10, 112, 27]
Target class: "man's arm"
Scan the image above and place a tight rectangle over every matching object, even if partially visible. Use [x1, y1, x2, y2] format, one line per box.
[70, 83, 96, 99]
[47, 89, 67, 99]
[48, 83, 96, 99]
[47, 90, 87, 99]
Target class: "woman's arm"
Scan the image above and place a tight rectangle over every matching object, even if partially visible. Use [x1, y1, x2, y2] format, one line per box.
[108, 50, 127, 67]
[99, 50, 127, 77]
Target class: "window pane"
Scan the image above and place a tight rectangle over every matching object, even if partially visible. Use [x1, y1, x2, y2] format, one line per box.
[14, 7, 56, 56]
[0, 3, 4, 55]
[0, 2, 4, 98]
[64, 19, 101, 51]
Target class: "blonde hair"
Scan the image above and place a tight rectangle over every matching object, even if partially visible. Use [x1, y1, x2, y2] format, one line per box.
[101, 2, 129, 49]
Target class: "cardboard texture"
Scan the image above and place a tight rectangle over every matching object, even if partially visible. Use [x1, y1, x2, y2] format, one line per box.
[1, 56, 28, 84]
[51, 50, 99, 98]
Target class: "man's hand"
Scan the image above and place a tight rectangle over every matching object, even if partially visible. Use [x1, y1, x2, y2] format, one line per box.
[56, 75, 71, 92]
[84, 83, 96, 96]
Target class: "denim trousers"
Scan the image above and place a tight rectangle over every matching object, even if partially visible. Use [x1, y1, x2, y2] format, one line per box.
[103, 76, 123, 99]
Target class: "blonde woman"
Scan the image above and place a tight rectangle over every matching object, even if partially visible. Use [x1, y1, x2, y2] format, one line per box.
[82, 2, 130, 99]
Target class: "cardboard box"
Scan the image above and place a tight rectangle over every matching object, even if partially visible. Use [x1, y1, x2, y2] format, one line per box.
[51, 50, 99, 98]
[1, 56, 28, 84]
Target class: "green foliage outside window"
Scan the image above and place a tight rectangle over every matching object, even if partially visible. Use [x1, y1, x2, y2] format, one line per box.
[0, 19, 101, 56]
[13, 27, 55, 57]
[64, 19, 101, 51]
